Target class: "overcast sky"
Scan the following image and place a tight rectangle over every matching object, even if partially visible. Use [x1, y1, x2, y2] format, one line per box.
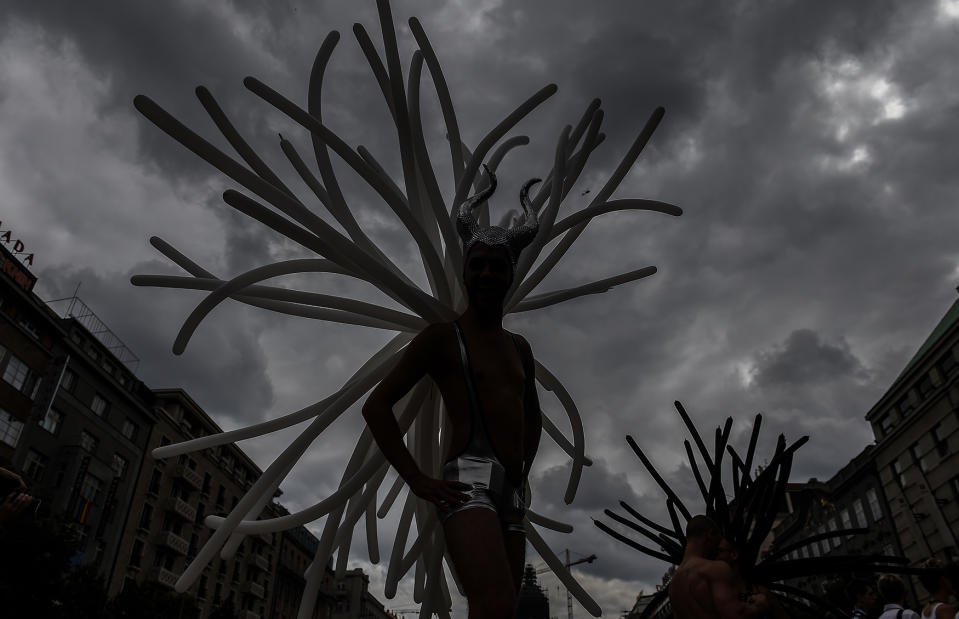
[3, 0, 959, 615]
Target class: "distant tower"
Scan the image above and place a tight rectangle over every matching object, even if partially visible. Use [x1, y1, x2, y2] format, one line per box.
[515, 564, 549, 619]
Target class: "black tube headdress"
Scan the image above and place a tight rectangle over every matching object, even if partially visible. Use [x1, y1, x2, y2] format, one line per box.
[596, 401, 937, 618]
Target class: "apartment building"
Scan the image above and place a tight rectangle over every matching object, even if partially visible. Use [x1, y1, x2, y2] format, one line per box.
[865, 294, 959, 567]
[331, 568, 393, 619]
[2, 271, 155, 585]
[109, 388, 283, 619]
[0, 241, 58, 467]
[772, 446, 909, 603]
[272, 513, 337, 619]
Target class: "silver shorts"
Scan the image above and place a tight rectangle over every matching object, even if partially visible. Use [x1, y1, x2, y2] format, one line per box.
[438, 455, 526, 534]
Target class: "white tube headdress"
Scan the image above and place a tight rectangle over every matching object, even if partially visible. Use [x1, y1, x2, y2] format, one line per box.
[129, 1, 684, 617]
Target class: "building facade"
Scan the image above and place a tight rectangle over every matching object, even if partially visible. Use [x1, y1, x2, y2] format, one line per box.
[0, 241, 57, 468]
[0, 242, 393, 618]
[2, 273, 156, 586]
[108, 388, 286, 619]
[272, 508, 337, 619]
[865, 296, 959, 570]
[772, 446, 909, 604]
[331, 568, 393, 619]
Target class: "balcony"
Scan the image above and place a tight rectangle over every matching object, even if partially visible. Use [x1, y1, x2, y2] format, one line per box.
[243, 581, 265, 599]
[250, 554, 270, 572]
[164, 496, 197, 522]
[174, 464, 203, 491]
[155, 530, 190, 556]
[148, 566, 178, 589]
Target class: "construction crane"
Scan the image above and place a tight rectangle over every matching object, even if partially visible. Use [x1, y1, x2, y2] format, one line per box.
[535, 550, 597, 619]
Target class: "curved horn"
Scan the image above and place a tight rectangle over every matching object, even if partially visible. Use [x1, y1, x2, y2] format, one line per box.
[509, 177, 541, 252]
[456, 164, 497, 243]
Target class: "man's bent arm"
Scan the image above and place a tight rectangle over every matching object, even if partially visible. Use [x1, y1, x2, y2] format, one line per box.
[518, 335, 541, 477]
[362, 327, 437, 484]
[710, 562, 772, 619]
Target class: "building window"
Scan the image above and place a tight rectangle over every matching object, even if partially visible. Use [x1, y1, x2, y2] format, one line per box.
[61, 368, 76, 391]
[891, 460, 906, 487]
[910, 442, 928, 473]
[38, 408, 63, 435]
[840, 508, 852, 530]
[827, 518, 840, 548]
[139, 503, 153, 530]
[918, 374, 934, 398]
[2, 354, 30, 391]
[938, 350, 958, 377]
[23, 449, 47, 481]
[80, 430, 98, 454]
[80, 474, 102, 503]
[198, 575, 207, 600]
[112, 454, 128, 478]
[130, 539, 144, 568]
[932, 423, 948, 456]
[897, 395, 915, 417]
[816, 526, 828, 553]
[867, 488, 883, 520]
[853, 498, 867, 526]
[90, 394, 108, 417]
[202, 473, 211, 495]
[149, 469, 162, 495]
[121, 419, 137, 441]
[879, 414, 894, 436]
[0, 409, 24, 447]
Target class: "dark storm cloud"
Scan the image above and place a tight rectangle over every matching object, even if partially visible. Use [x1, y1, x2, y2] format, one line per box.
[750, 328, 871, 387]
[36, 264, 275, 424]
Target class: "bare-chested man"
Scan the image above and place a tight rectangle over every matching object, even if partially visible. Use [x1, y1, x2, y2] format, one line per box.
[716, 537, 788, 619]
[669, 515, 772, 619]
[363, 170, 543, 619]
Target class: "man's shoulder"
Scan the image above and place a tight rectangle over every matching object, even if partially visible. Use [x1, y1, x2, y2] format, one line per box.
[679, 557, 732, 580]
[415, 322, 456, 344]
[505, 329, 534, 358]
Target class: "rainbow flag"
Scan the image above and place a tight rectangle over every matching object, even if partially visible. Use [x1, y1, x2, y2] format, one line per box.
[74, 499, 93, 524]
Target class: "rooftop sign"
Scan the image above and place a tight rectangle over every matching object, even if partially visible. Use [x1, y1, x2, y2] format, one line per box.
[0, 222, 37, 292]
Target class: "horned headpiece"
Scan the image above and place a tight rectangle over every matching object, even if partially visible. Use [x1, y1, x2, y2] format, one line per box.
[456, 164, 541, 265]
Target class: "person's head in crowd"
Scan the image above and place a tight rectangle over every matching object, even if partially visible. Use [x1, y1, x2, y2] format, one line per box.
[846, 578, 879, 613]
[716, 537, 740, 568]
[878, 573, 908, 606]
[685, 515, 721, 559]
[918, 558, 953, 600]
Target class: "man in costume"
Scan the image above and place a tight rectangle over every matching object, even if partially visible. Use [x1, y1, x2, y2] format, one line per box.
[669, 515, 772, 619]
[364, 168, 543, 619]
[716, 537, 788, 619]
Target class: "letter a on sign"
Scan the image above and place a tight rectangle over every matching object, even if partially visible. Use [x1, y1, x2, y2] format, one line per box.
[0, 231, 10, 243]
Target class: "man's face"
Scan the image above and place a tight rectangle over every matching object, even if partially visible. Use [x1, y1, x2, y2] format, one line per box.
[463, 243, 513, 309]
[857, 586, 878, 611]
[703, 530, 722, 559]
[716, 538, 738, 565]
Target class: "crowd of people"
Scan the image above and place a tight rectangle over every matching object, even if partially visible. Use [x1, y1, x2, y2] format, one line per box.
[667, 514, 959, 619]
[854, 560, 959, 619]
